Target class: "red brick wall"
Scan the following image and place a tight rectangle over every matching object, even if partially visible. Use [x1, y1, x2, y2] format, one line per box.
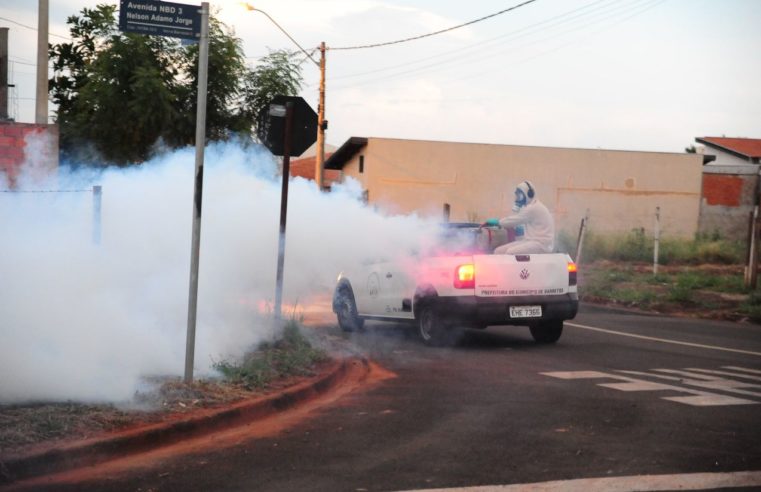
[702, 174, 744, 207]
[0, 123, 59, 188]
[699, 171, 758, 239]
[289, 153, 340, 188]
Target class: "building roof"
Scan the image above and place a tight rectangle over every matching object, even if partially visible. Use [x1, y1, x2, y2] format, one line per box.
[696, 137, 761, 161]
[324, 137, 368, 170]
[325, 136, 701, 170]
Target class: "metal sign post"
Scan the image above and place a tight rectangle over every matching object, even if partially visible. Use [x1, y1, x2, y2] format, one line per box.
[184, 2, 209, 384]
[273, 102, 295, 322]
[92, 185, 102, 245]
[256, 96, 317, 324]
[117, 0, 207, 383]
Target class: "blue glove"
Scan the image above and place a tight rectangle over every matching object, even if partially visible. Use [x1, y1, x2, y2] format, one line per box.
[483, 218, 500, 227]
[514, 225, 525, 236]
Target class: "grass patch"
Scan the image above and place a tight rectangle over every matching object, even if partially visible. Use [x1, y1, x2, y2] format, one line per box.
[578, 260, 757, 318]
[558, 230, 745, 265]
[213, 320, 328, 390]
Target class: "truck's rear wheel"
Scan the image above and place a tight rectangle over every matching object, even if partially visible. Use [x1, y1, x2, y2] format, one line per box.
[336, 289, 364, 332]
[529, 320, 563, 344]
[418, 306, 461, 346]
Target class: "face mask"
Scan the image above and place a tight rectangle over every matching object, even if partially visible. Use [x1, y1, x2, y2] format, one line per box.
[513, 189, 527, 212]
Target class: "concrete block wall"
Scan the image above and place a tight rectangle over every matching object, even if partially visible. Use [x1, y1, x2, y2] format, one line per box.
[0, 122, 59, 188]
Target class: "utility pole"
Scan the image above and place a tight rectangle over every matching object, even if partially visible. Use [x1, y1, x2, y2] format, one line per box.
[35, 0, 48, 124]
[315, 41, 326, 190]
[1, 27, 9, 121]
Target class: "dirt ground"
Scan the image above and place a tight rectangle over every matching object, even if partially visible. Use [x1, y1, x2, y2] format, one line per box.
[0, 362, 332, 461]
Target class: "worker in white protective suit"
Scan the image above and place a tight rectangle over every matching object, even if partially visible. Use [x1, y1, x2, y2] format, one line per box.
[482, 181, 555, 254]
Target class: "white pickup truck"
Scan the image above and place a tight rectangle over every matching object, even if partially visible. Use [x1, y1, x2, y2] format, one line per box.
[333, 223, 578, 345]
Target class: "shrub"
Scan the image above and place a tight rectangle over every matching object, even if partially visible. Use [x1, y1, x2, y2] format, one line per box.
[213, 320, 328, 389]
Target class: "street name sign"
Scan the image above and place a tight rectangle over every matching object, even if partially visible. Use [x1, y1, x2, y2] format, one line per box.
[119, 0, 201, 40]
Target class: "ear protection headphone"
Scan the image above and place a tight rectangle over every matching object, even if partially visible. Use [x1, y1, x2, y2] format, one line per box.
[524, 181, 535, 199]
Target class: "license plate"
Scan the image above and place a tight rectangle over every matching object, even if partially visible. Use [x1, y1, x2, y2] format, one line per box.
[509, 305, 542, 318]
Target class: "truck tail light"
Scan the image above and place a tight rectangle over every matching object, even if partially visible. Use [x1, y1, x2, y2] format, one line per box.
[454, 264, 475, 289]
[568, 261, 578, 286]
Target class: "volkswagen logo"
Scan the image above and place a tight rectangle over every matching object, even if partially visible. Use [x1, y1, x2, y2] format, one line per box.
[519, 269, 530, 280]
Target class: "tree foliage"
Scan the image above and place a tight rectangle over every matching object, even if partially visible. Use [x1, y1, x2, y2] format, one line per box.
[241, 50, 304, 123]
[49, 4, 304, 165]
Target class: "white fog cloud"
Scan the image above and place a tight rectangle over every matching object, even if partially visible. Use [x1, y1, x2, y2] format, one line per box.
[0, 137, 438, 403]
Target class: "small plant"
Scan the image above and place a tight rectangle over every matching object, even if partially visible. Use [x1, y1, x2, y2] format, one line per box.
[213, 319, 328, 390]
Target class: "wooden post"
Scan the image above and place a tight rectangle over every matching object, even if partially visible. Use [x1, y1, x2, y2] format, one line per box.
[575, 209, 589, 265]
[745, 206, 759, 289]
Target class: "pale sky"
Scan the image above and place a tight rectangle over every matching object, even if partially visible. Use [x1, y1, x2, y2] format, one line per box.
[1, 0, 759, 153]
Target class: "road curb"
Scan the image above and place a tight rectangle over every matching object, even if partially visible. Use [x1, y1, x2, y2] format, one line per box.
[1, 357, 368, 484]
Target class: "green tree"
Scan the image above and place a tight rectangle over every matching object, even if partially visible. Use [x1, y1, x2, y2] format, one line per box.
[165, 17, 250, 147]
[49, 4, 304, 165]
[241, 50, 304, 124]
[50, 5, 181, 163]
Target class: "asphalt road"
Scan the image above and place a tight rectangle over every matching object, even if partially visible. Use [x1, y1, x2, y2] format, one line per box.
[18, 304, 761, 491]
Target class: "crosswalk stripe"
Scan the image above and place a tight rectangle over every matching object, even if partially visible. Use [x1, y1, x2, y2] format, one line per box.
[542, 369, 760, 406]
[722, 366, 761, 374]
[619, 370, 761, 396]
[723, 366, 761, 374]
[690, 368, 761, 381]
[662, 394, 758, 406]
[652, 369, 719, 380]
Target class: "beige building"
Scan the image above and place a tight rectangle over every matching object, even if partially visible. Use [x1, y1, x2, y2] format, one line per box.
[325, 137, 704, 238]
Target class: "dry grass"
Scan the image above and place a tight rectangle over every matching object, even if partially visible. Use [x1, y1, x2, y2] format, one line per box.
[0, 322, 330, 457]
[0, 379, 263, 456]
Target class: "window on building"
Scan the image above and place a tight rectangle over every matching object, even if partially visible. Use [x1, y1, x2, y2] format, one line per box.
[359, 155, 365, 174]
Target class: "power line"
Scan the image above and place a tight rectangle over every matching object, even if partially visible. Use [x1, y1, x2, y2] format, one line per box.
[325, 0, 616, 83]
[436, 0, 667, 89]
[246, 8, 319, 65]
[0, 15, 70, 40]
[329, 0, 662, 91]
[328, 0, 539, 51]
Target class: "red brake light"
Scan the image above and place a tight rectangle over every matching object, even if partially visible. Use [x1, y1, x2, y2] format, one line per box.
[568, 261, 578, 286]
[454, 264, 475, 289]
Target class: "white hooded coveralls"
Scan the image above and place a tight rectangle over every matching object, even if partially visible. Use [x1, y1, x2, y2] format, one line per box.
[494, 197, 555, 255]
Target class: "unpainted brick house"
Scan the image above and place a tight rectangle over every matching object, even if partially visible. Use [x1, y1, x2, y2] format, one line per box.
[697, 137, 761, 239]
[0, 122, 58, 188]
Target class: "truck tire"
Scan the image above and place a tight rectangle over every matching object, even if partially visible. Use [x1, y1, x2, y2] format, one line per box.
[418, 305, 461, 346]
[336, 288, 364, 332]
[529, 320, 563, 344]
